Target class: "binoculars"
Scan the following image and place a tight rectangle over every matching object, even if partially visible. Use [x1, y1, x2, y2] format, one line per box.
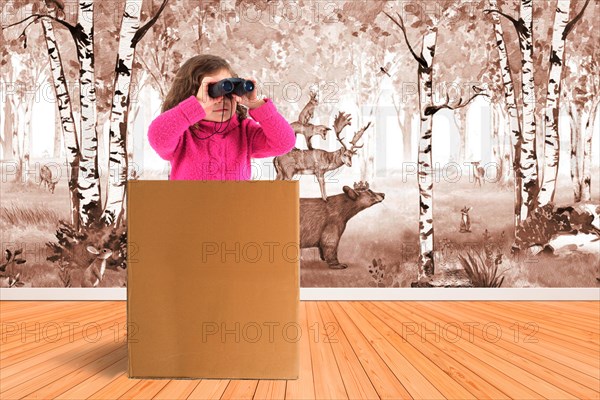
[208, 78, 255, 98]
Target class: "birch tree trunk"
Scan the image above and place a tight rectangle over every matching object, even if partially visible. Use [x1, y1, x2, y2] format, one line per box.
[403, 110, 412, 163]
[491, 102, 502, 181]
[53, 102, 62, 158]
[581, 99, 599, 201]
[517, 0, 539, 220]
[416, 27, 437, 283]
[101, 0, 143, 228]
[539, 0, 571, 206]
[568, 102, 582, 202]
[22, 94, 33, 184]
[12, 100, 21, 182]
[2, 66, 15, 162]
[41, 16, 81, 230]
[489, 0, 523, 230]
[453, 107, 467, 162]
[75, 0, 103, 229]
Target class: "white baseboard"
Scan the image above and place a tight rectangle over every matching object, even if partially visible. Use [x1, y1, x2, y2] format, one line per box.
[1, 288, 599, 301]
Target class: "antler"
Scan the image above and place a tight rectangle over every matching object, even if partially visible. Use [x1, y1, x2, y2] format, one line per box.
[333, 111, 352, 135]
[349, 122, 372, 153]
[353, 181, 370, 191]
[333, 111, 352, 150]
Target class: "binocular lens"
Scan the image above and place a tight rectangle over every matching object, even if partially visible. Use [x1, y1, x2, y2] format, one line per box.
[222, 80, 234, 93]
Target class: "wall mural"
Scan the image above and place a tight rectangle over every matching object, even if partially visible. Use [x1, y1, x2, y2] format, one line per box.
[1, 0, 599, 290]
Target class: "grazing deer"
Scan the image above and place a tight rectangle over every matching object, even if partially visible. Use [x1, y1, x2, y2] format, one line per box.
[82, 246, 113, 287]
[298, 90, 318, 125]
[459, 206, 472, 233]
[290, 121, 330, 150]
[39, 164, 57, 194]
[301, 181, 385, 269]
[274, 111, 370, 201]
[471, 161, 485, 186]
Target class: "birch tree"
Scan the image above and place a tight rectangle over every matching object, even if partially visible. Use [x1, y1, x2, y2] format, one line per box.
[538, 0, 591, 206]
[40, 4, 81, 230]
[101, 0, 168, 228]
[385, 4, 484, 284]
[487, 0, 523, 228]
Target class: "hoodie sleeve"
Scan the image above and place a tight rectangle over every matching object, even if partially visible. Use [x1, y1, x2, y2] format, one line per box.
[147, 95, 207, 161]
[246, 98, 296, 158]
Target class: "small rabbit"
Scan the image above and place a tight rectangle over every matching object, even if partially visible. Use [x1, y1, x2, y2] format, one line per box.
[82, 246, 113, 287]
[459, 206, 472, 233]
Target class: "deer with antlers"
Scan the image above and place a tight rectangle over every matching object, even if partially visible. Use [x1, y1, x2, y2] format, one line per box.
[274, 111, 371, 201]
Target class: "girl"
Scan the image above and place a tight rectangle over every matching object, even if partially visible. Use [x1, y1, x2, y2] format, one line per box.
[147, 55, 296, 180]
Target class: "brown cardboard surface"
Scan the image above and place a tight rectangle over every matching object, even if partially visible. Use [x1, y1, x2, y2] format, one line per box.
[127, 180, 299, 379]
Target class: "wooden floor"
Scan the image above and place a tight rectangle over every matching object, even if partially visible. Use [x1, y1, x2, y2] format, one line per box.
[0, 301, 598, 400]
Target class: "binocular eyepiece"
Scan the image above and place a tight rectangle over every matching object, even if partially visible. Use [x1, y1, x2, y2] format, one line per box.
[208, 78, 254, 98]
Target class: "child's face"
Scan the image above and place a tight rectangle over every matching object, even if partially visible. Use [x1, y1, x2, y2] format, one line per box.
[203, 69, 237, 122]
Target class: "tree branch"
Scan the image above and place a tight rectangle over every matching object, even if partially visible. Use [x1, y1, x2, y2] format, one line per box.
[383, 11, 427, 69]
[563, 0, 591, 40]
[2, 13, 75, 32]
[425, 86, 487, 116]
[484, 9, 528, 43]
[132, 0, 170, 47]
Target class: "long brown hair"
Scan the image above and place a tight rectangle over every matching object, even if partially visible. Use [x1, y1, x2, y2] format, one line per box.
[161, 54, 248, 123]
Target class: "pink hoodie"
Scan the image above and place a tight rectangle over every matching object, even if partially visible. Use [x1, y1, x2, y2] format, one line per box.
[147, 95, 296, 180]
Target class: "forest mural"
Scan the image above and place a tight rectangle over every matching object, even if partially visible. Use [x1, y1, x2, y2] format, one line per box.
[0, 0, 598, 289]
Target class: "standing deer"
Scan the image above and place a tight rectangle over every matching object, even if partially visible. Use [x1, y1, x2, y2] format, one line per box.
[274, 111, 371, 201]
[82, 246, 113, 287]
[39, 164, 57, 194]
[471, 161, 485, 187]
[301, 181, 385, 269]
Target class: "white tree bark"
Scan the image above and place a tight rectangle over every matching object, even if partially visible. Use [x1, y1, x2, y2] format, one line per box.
[518, 0, 539, 220]
[416, 27, 437, 283]
[22, 97, 32, 184]
[488, 0, 523, 229]
[581, 99, 599, 201]
[76, 0, 102, 228]
[568, 102, 582, 202]
[41, 15, 81, 230]
[101, 0, 143, 228]
[539, 0, 571, 206]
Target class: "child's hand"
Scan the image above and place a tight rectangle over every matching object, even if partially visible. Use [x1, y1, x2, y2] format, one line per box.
[196, 76, 222, 112]
[232, 78, 265, 110]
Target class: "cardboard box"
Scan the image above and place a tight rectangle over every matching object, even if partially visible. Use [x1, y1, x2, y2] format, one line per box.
[127, 180, 299, 379]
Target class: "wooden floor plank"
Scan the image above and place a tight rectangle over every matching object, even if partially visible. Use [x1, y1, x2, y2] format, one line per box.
[305, 301, 348, 399]
[339, 302, 446, 399]
[374, 302, 545, 399]
[54, 356, 128, 400]
[253, 380, 287, 400]
[1, 306, 126, 366]
[187, 380, 230, 400]
[409, 302, 599, 399]
[221, 379, 259, 399]
[284, 302, 315, 400]
[385, 302, 577, 399]
[316, 302, 380, 400]
[352, 302, 479, 400]
[326, 302, 413, 399]
[432, 301, 600, 374]
[361, 302, 509, 400]
[0, 308, 126, 376]
[0, 300, 597, 400]
[153, 379, 200, 399]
